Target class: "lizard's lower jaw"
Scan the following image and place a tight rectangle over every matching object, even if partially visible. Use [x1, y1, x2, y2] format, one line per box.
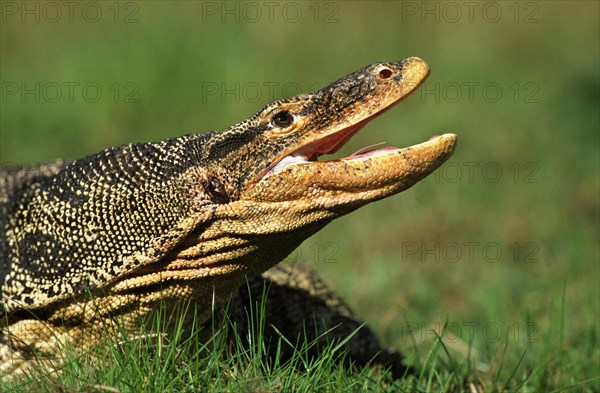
[245, 132, 457, 206]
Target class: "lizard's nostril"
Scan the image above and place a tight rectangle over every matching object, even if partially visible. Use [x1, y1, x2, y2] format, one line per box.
[378, 68, 392, 79]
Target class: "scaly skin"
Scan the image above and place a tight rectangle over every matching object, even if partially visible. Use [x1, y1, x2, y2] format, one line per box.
[0, 57, 457, 376]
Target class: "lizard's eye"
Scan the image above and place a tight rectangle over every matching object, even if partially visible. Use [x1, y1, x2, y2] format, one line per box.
[271, 111, 294, 128]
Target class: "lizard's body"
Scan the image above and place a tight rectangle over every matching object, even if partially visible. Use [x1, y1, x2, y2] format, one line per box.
[0, 58, 457, 378]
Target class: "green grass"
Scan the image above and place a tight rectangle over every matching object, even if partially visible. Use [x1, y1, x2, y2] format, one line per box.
[1, 294, 412, 393]
[1, 1, 598, 391]
[0, 284, 594, 392]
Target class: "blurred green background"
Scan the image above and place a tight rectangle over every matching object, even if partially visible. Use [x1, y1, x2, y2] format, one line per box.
[1, 0, 598, 386]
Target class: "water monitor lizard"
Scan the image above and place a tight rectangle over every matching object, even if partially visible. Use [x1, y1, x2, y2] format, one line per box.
[0, 57, 457, 379]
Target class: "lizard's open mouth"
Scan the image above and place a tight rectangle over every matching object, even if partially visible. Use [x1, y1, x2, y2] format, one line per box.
[264, 122, 455, 179]
[262, 98, 452, 179]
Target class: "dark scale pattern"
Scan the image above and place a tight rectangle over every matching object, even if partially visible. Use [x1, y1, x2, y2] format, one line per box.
[0, 134, 213, 314]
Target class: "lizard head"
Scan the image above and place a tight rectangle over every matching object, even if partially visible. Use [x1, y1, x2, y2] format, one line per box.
[202, 57, 456, 201]
[173, 57, 457, 278]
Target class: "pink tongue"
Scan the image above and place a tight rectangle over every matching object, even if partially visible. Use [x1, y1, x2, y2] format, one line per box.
[429, 135, 441, 141]
[351, 142, 387, 156]
[343, 146, 397, 160]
